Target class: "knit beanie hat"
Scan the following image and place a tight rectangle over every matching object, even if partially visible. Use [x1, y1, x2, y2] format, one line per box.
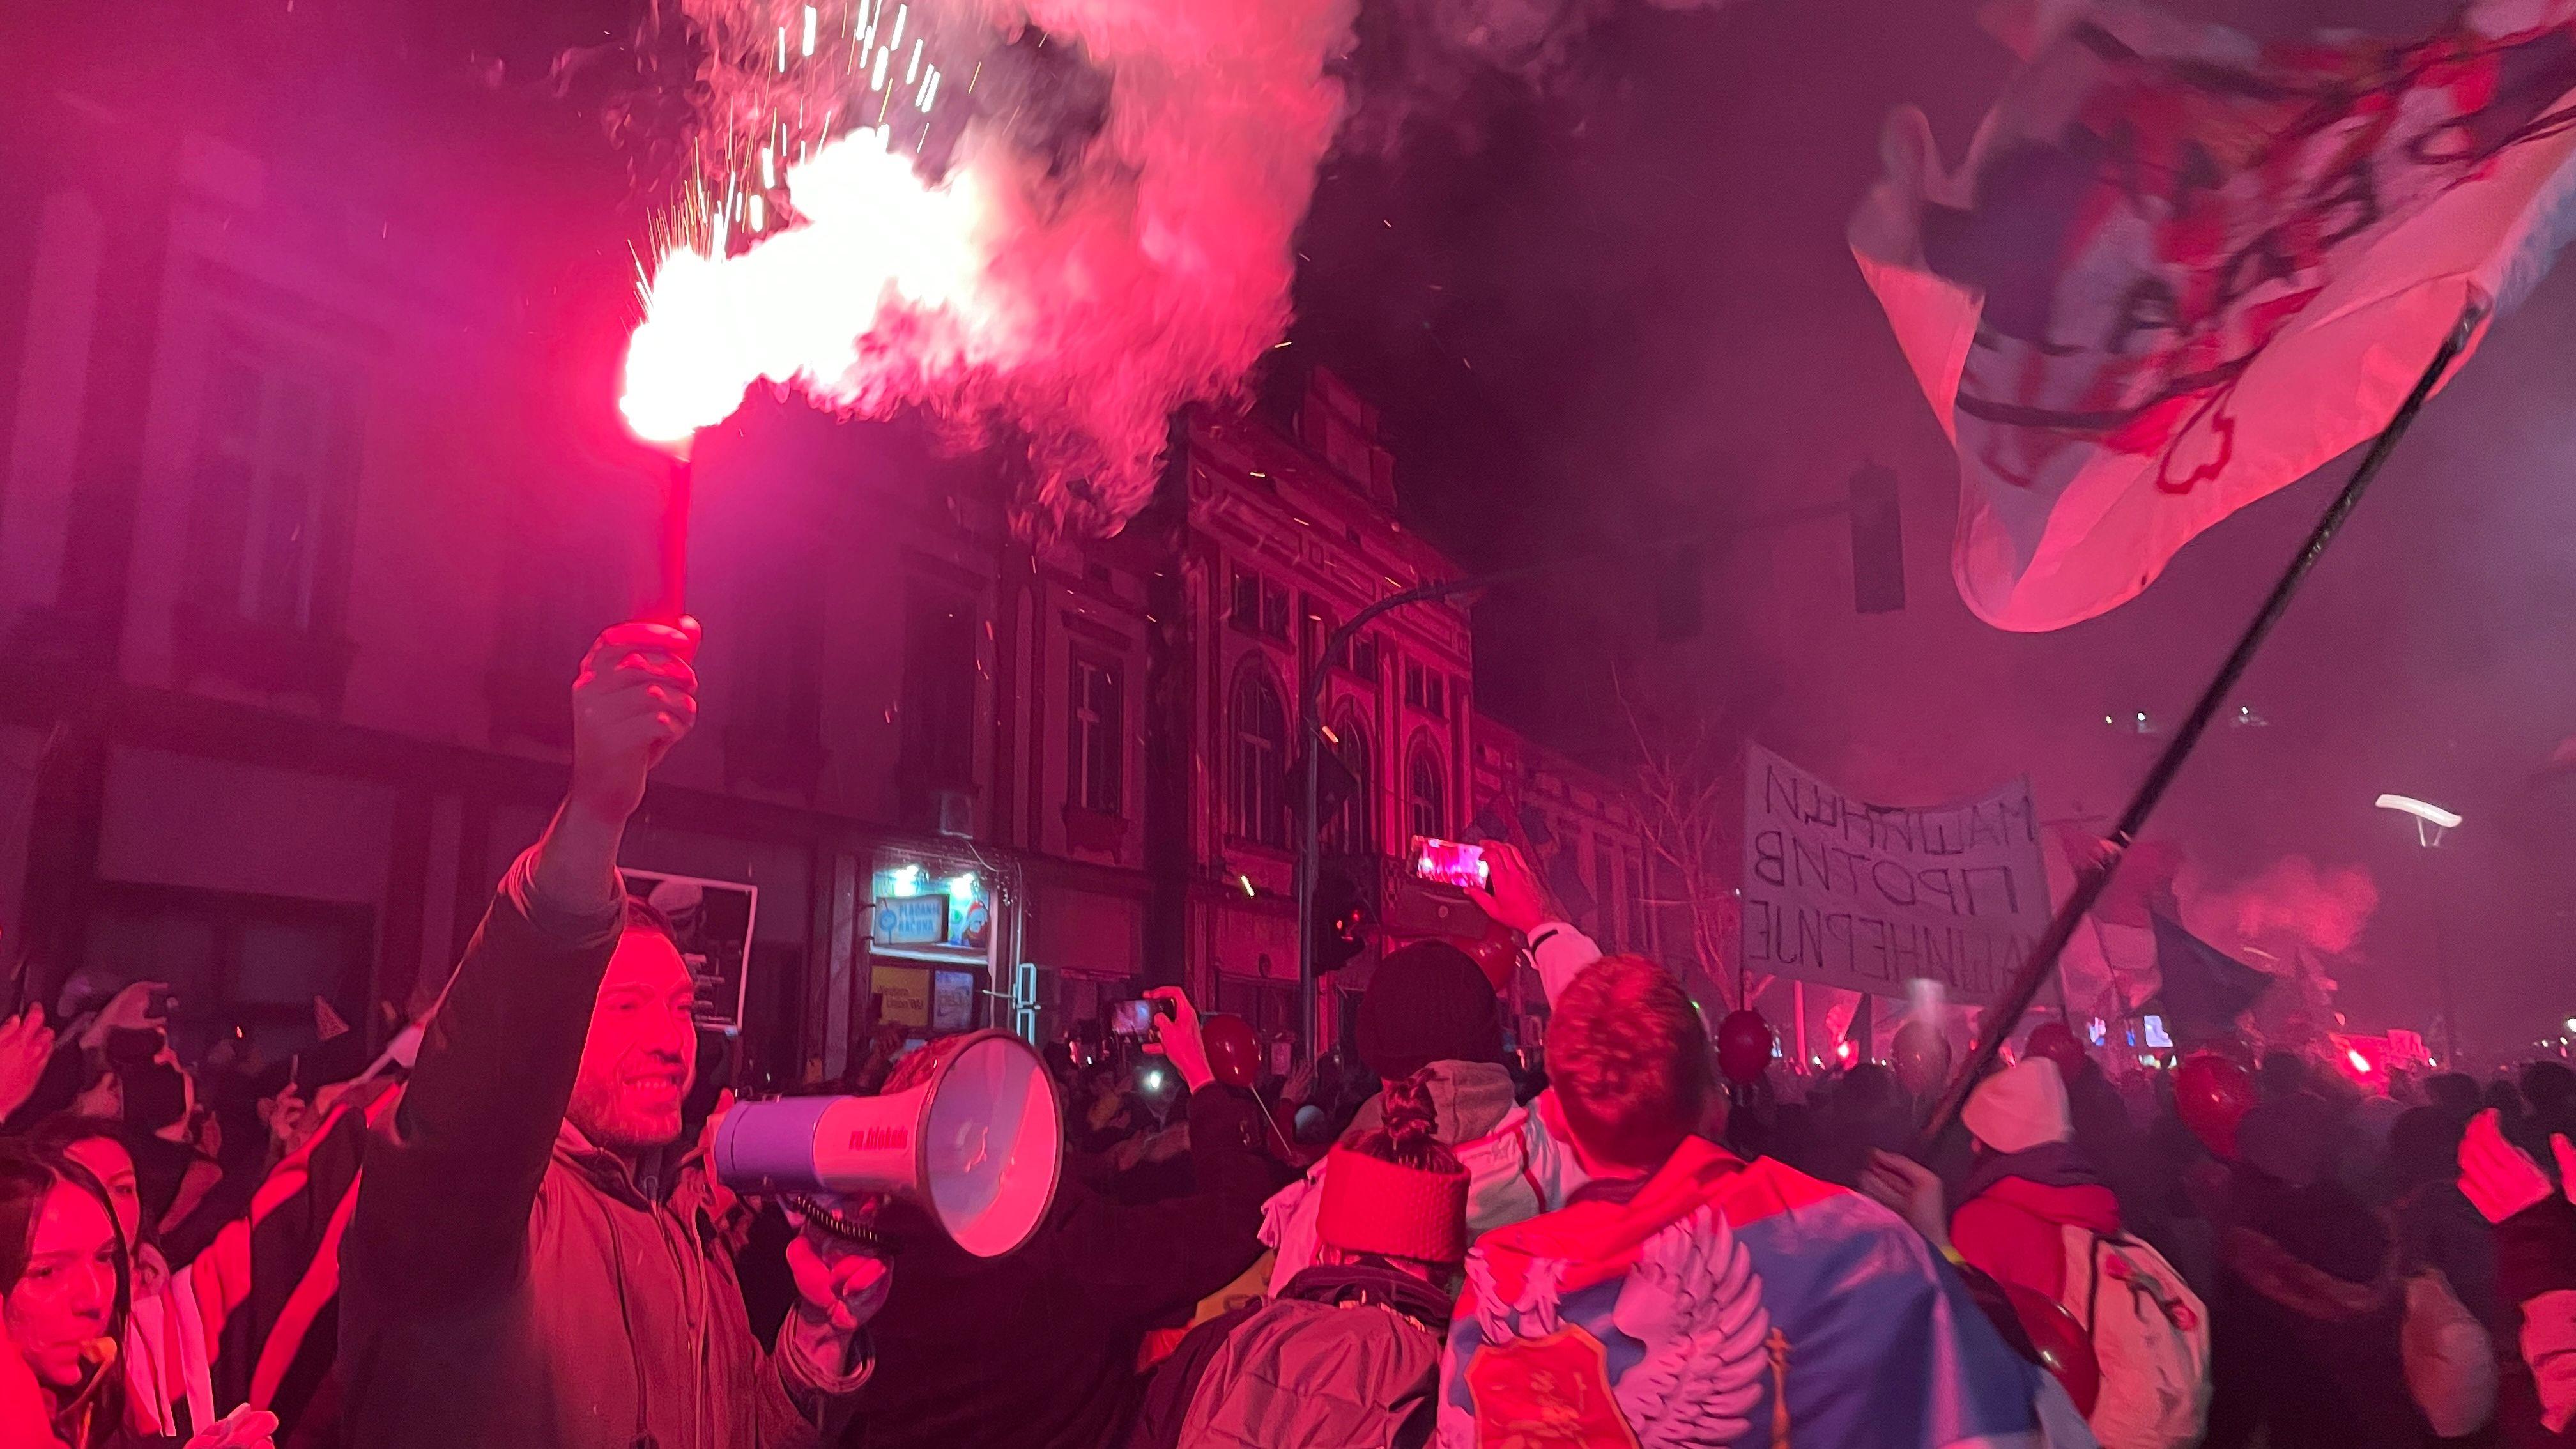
[1317, 1145, 1471, 1263]
[1962, 1057, 2073, 1154]
[1355, 941, 1505, 1082]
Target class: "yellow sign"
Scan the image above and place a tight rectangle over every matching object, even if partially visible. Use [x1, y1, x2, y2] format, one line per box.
[874, 965, 932, 1027]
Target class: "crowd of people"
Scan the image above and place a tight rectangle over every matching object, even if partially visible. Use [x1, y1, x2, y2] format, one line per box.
[4, 617, 2575, 1449]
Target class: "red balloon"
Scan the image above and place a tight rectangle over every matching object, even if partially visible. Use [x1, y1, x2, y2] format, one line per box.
[1891, 1021, 1952, 1098]
[1715, 1010, 1774, 1086]
[2175, 1051, 2258, 1161]
[2025, 1021, 2089, 1082]
[1201, 1013, 1262, 1090]
[2005, 1283, 2101, 1416]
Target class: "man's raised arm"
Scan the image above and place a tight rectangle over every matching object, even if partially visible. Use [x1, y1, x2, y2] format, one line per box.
[349, 619, 701, 1306]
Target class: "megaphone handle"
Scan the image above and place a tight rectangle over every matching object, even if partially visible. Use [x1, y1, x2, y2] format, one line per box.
[785, 1193, 898, 1257]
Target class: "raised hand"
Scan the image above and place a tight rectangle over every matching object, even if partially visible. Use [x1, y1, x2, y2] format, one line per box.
[2458, 1108, 2559, 1225]
[1142, 987, 1214, 1092]
[79, 980, 169, 1051]
[1860, 1148, 1953, 1250]
[567, 618, 702, 827]
[0, 1009, 57, 1123]
[537, 618, 703, 908]
[1462, 839, 1554, 936]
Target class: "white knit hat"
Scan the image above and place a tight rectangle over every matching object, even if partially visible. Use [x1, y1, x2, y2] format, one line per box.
[1962, 1057, 2072, 1154]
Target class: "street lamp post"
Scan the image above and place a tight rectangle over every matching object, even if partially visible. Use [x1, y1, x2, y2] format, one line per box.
[1299, 573, 1522, 1065]
[2377, 793, 2464, 1065]
[1292, 498, 1865, 1064]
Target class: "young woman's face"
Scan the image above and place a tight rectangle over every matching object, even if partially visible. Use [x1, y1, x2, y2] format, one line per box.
[3, 1183, 118, 1389]
[59, 1138, 141, 1250]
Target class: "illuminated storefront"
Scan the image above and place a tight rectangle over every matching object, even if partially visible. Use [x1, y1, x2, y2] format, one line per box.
[868, 852, 1017, 1036]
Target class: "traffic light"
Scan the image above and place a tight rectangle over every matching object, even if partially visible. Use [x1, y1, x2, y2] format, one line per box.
[1291, 741, 1360, 828]
[1313, 862, 1370, 974]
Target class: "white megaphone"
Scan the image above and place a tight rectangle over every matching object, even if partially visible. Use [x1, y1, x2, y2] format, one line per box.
[713, 1029, 1064, 1258]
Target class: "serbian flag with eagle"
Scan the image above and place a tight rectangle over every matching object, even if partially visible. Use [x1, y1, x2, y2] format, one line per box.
[1438, 1138, 2060, 1448]
[1851, 0, 2576, 631]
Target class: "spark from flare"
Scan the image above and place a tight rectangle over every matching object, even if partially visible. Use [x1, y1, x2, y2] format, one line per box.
[622, 0, 1358, 537]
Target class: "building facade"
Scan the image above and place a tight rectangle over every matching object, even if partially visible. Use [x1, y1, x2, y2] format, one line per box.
[0, 28, 1666, 1085]
[1130, 372, 1476, 1054]
[1468, 719, 1669, 1039]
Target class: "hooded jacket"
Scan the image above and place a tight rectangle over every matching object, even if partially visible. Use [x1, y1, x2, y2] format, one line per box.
[2204, 1167, 2426, 1449]
[1952, 1144, 2123, 1307]
[1259, 924, 1604, 1296]
[342, 848, 864, 1449]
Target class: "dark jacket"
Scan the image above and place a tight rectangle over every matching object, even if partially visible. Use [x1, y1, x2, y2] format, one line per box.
[2205, 1168, 2429, 1449]
[342, 849, 863, 1449]
[2397, 1179, 2503, 1334]
[847, 1079, 1276, 1449]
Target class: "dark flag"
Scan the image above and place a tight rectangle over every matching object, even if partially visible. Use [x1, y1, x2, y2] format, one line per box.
[2147, 914, 2271, 1044]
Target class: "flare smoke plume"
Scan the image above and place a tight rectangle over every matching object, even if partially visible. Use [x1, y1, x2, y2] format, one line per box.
[623, 0, 1357, 539]
[2189, 855, 2381, 959]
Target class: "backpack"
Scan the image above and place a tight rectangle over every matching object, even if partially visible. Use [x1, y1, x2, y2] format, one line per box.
[2060, 1225, 2212, 1449]
[2400, 1266, 2497, 1436]
[1177, 1265, 1450, 1448]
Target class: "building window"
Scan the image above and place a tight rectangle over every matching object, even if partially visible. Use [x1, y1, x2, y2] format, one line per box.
[900, 585, 977, 791]
[1067, 654, 1124, 816]
[184, 326, 364, 634]
[1322, 714, 1374, 857]
[1347, 635, 1380, 682]
[1230, 568, 1291, 640]
[1321, 614, 1381, 683]
[1217, 975, 1297, 1038]
[1407, 740, 1447, 841]
[1229, 667, 1290, 848]
[1403, 662, 1447, 717]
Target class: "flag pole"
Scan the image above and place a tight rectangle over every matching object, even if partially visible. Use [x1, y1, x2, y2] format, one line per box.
[1920, 295, 2485, 1148]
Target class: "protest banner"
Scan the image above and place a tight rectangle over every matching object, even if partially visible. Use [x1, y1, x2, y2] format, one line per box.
[1740, 745, 2052, 1006]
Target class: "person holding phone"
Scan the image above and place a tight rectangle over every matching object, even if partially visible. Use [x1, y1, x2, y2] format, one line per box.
[340, 620, 887, 1449]
[1255, 839, 1614, 1298]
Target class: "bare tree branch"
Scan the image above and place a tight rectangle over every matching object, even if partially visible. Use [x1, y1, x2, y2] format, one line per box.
[1611, 664, 1744, 1011]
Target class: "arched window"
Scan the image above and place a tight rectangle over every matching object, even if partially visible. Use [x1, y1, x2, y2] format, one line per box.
[1407, 739, 1447, 842]
[1321, 714, 1374, 857]
[1229, 667, 1290, 848]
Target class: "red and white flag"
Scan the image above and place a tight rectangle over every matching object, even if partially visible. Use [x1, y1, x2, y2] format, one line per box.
[1852, 0, 2576, 631]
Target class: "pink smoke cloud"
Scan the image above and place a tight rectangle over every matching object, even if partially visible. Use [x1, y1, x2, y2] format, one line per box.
[2187, 854, 2381, 958]
[627, 0, 1358, 539]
